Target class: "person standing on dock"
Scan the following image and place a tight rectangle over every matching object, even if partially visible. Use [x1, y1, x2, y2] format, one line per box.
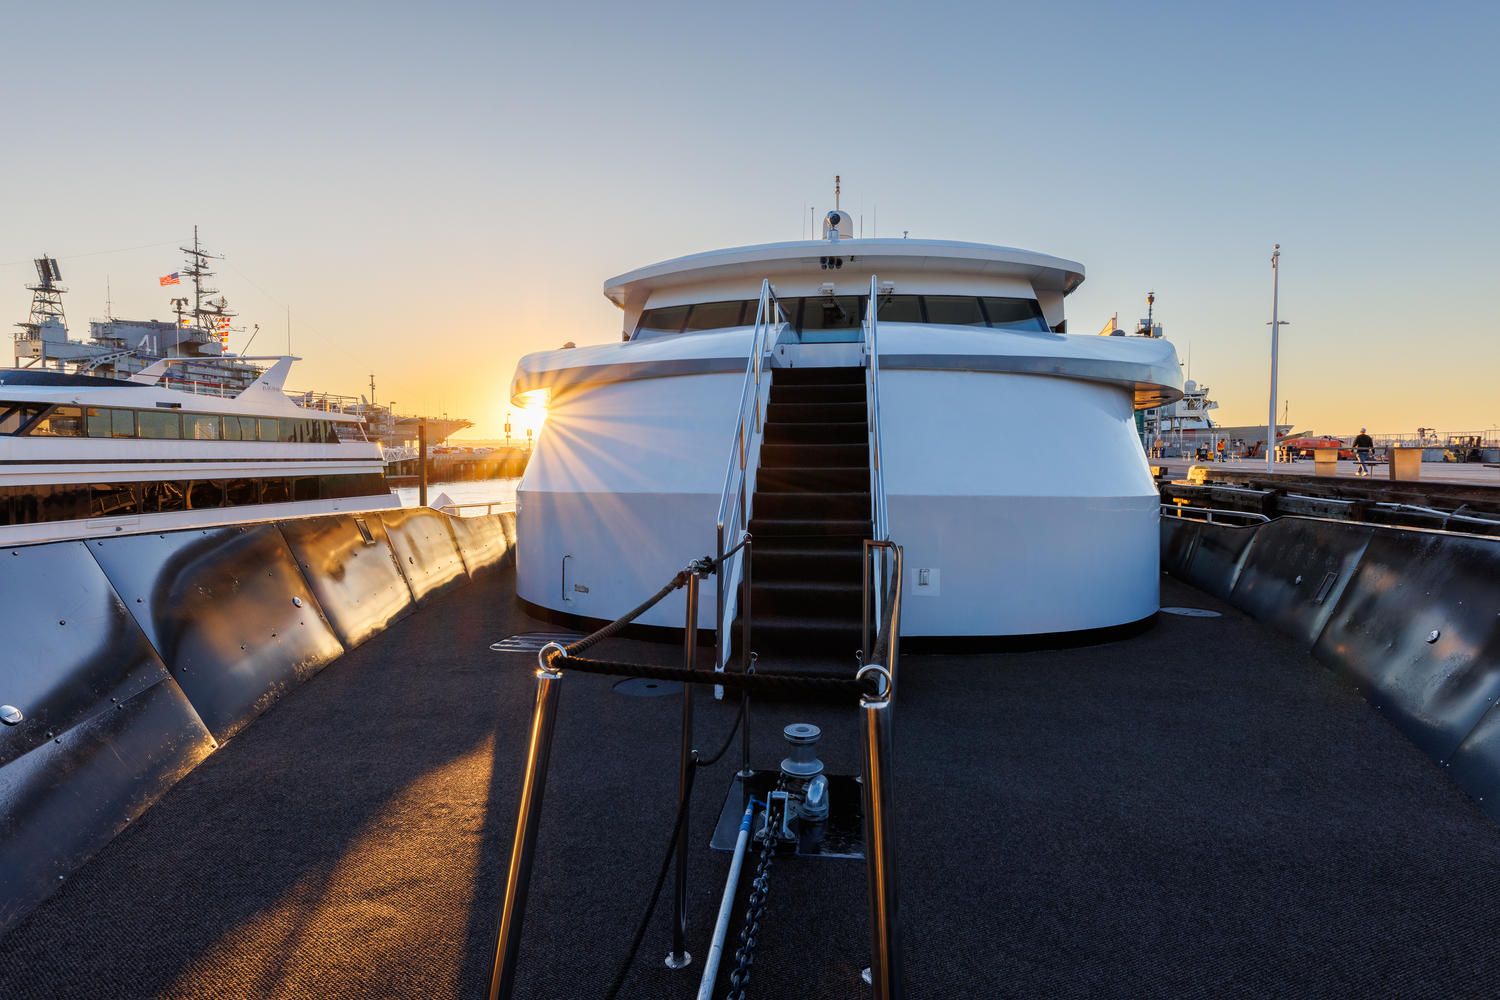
[1216, 438, 1227, 462]
[1353, 428, 1374, 476]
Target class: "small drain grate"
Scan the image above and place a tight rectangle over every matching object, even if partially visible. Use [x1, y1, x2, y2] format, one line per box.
[489, 631, 583, 654]
[614, 677, 684, 697]
[1161, 607, 1222, 618]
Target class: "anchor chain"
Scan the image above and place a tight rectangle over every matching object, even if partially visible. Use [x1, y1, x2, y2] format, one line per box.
[725, 776, 785, 1000]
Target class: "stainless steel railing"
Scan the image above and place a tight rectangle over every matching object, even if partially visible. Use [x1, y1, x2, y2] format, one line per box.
[1161, 503, 1270, 525]
[714, 279, 788, 673]
[859, 538, 903, 1000]
[861, 276, 893, 625]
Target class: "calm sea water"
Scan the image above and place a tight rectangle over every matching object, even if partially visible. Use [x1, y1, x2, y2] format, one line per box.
[393, 477, 520, 512]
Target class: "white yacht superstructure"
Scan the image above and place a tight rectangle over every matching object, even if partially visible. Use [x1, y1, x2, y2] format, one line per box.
[0, 357, 396, 545]
[510, 212, 1182, 637]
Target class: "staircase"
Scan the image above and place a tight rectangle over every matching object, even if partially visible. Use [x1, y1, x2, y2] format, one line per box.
[742, 366, 871, 664]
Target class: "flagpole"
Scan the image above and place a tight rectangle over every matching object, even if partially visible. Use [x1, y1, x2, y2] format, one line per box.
[1266, 245, 1288, 473]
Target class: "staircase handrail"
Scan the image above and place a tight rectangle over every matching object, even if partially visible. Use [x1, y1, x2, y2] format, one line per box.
[714, 279, 787, 672]
[862, 276, 895, 626]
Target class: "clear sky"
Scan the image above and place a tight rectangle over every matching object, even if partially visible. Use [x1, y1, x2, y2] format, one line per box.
[2, 0, 1496, 438]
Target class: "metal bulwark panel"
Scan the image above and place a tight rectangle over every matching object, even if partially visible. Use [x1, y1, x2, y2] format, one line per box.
[87, 525, 345, 742]
[1313, 528, 1500, 762]
[277, 514, 415, 649]
[1160, 516, 1200, 578]
[378, 507, 471, 604]
[0, 677, 215, 935]
[498, 510, 518, 550]
[1181, 520, 1258, 601]
[447, 513, 513, 577]
[1230, 519, 1374, 647]
[1448, 707, 1500, 823]
[0, 542, 171, 767]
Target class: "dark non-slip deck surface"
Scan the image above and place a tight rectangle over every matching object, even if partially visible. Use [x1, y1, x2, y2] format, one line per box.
[5, 568, 1500, 998]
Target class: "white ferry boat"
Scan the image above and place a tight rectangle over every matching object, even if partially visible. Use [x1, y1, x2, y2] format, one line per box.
[511, 209, 1183, 640]
[0, 356, 396, 546]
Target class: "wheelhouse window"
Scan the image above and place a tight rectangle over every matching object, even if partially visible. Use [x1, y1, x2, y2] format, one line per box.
[800, 296, 864, 332]
[633, 304, 691, 339]
[682, 300, 748, 331]
[923, 295, 986, 327]
[980, 297, 1049, 332]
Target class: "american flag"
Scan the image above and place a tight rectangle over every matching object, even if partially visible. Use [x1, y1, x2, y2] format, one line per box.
[159, 273, 180, 286]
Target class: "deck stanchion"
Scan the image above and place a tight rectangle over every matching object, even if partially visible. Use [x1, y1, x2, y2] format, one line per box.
[859, 685, 902, 999]
[667, 572, 698, 970]
[488, 652, 565, 1000]
[859, 542, 903, 1000]
[740, 537, 753, 777]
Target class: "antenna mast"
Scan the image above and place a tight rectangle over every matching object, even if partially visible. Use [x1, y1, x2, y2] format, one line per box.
[835, 174, 840, 210]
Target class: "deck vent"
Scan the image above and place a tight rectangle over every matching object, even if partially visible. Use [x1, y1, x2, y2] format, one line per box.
[489, 631, 583, 654]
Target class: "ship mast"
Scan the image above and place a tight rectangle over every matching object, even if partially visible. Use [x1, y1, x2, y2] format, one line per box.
[178, 225, 236, 354]
[14, 256, 66, 368]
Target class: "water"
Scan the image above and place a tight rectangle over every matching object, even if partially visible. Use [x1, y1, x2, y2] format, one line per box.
[393, 477, 520, 513]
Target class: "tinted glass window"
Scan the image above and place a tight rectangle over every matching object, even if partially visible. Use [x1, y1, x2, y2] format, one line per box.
[222, 415, 242, 441]
[258, 418, 279, 442]
[224, 478, 257, 506]
[800, 296, 865, 331]
[633, 304, 691, 339]
[981, 297, 1049, 331]
[140, 481, 187, 513]
[682, 300, 749, 331]
[86, 407, 113, 438]
[923, 296, 986, 327]
[91, 483, 139, 518]
[30, 405, 85, 436]
[184, 414, 221, 440]
[111, 409, 135, 438]
[261, 478, 291, 503]
[188, 479, 225, 509]
[876, 294, 923, 323]
[236, 417, 258, 440]
[293, 477, 319, 502]
[138, 410, 181, 439]
[0, 403, 47, 435]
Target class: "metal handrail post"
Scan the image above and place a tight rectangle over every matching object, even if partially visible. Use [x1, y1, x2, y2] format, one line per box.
[714, 522, 725, 678]
[487, 664, 564, 1000]
[859, 542, 903, 999]
[859, 690, 902, 1000]
[667, 571, 699, 970]
[739, 536, 753, 777]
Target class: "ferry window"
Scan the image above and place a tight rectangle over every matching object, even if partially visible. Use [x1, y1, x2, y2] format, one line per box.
[91, 483, 139, 518]
[184, 414, 221, 440]
[29, 405, 86, 437]
[981, 297, 1049, 332]
[319, 422, 339, 443]
[923, 296, 986, 327]
[0, 403, 47, 435]
[800, 295, 865, 331]
[86, 408, 112, 438]
[222, 416, 242, 441]
[682, 300, 749, 332]
[224, 478, 257, 506]
[261, 478, 291, 503]
[188, 479, 225, 509]
[876, 294, 923, 323]
[633, 304, 691, 339]
[293, 477, 319, 502]
[39, 484, 91, 522]
[258, 418, 279, 442]
[235, 416, 258, 441]
[112, 409, 135, 438]
[138, 410, 182, 439]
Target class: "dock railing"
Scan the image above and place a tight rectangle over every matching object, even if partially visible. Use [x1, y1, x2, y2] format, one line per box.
[714, 279, 787, 674]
